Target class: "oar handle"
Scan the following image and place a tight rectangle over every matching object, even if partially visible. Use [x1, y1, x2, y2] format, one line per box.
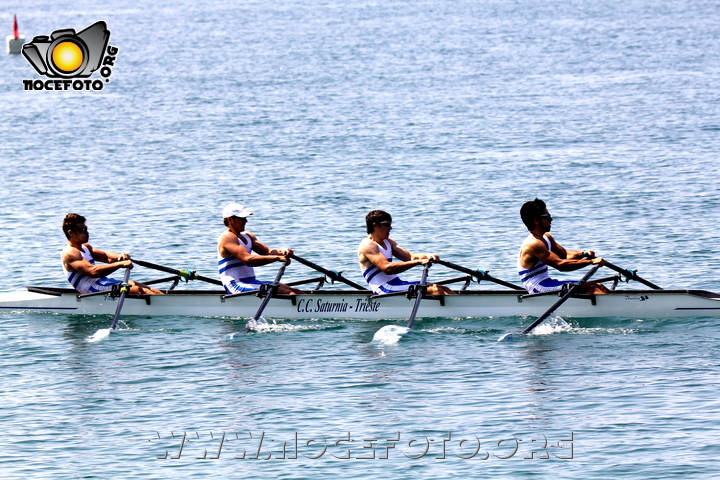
[271, 261, 289, 287]
[406, 262, 432, 330]
[435, 259, 524, 291]
[110, 267, 132, 330]
[289, 254, 367, 290]
[522, 263, 602, 334]
[418, 261, 431, 285]
[603, 261, 662, 290]
[132, 259, 222, 286]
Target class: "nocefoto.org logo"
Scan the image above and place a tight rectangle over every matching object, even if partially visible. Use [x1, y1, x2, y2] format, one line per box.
[21, 21, 119, 91]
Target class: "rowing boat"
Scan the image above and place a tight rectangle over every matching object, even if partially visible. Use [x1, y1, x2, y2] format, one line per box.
[2, 285, 720, 319]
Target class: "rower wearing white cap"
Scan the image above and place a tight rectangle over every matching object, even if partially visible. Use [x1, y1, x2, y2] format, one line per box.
[217, 203, 304, 295]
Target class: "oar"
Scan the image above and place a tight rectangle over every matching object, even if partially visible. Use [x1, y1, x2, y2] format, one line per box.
[244, 261, 289, 333]
[89, 268, 133, 342]
[289, 254, 367, 290]
[372, 262, 432, 344]
[132, 259, 222, 286]
[603, 261, 662, 290]
[499, 263, 602, 341]
[435, 259, 524, 291]
[110, 268, 132, 330]
[406, 262, 432, 330]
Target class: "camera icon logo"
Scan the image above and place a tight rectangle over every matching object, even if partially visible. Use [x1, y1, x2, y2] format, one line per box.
[22, 21, 110, 78]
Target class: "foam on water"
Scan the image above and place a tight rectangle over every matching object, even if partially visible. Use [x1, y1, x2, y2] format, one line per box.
[230, 317, 341, 337]
[529, 317, 646, 337]
[253, 322, 330, 333]
[425, 326, 475, 335]
[528, 316, 574, 336]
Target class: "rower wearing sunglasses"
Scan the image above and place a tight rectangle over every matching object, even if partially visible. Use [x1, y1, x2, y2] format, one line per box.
[518, 198, 608, 295]
[358, 210, 455, 295]
[61, 213, 163, 295]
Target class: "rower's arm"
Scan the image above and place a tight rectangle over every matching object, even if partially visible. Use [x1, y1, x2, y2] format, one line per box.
[361, 240, 425, 275]
[90, 246, 129, 264]
[565, 248, 597, 259]
[393, 242, 438, 263]
[260, 245, 294, 257]
[550, 235, 600, 263]
[249, 234, 293, 264]
[220, 232, 285, 267]
[66, 250, 131, 278]
[532, 238, 600, 272]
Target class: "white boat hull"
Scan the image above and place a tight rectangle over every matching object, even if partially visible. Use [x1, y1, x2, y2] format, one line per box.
[1, 287, 720, 319]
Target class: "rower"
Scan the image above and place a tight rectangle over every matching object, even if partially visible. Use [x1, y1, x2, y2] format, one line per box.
[517, 199, 608, 295]
[217, 203, 304, 295]
[357, 210, 455, 295]
[61, 213, 163, 295]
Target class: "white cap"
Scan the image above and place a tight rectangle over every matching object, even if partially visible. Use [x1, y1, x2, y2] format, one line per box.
[222, 203, 253, 219]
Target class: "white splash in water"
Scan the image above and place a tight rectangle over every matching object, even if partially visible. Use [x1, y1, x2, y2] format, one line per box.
[88, 328, 111, 342]
[231, 318, 334, 337]
[530, 316, 573, 336]
[373, 324, 410, 344]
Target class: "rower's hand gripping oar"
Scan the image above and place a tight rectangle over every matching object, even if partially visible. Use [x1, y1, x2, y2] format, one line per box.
[435, 259, 524, 291]
[110, 267, 132, 330]
[132, 259, 222, 286]
[288, 254, 366, 290]
[244, 261, 289, 333]
[499, 263, 602, 342]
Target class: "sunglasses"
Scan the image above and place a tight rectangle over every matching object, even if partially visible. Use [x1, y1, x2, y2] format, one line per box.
[540, 214, 552, 220]
[378, 221, 392, 227]
[73, 226, 88, 234]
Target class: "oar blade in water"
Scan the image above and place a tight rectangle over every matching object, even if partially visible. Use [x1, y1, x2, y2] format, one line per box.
[89, 268, 132, 340]
[89, 328, 112, 342]
[372, 262, 432, 342]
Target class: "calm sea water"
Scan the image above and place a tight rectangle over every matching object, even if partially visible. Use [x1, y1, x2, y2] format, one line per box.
[1, 0, 720, 477]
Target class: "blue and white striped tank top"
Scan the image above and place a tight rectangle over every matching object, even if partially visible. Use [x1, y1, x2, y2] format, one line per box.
[65, 245, 117, 294]
[517, 234, 552, 292]
[361, 239, 401, 291]
[218, 233, 256, 286]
